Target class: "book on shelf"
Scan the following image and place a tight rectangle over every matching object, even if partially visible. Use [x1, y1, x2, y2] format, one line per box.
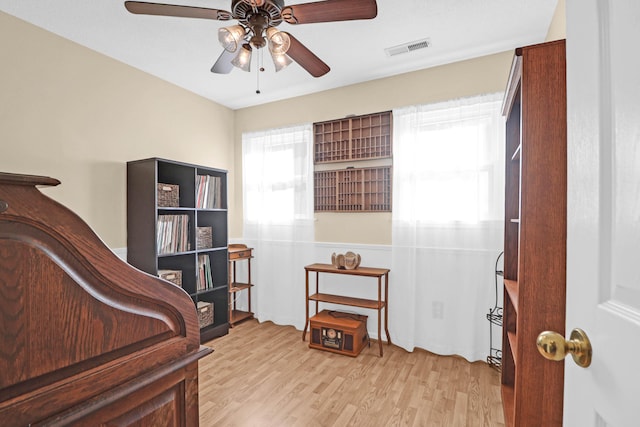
[196, 175, 222, 209]
[156, 214, 190, 254]
[197, 254, 214, 291]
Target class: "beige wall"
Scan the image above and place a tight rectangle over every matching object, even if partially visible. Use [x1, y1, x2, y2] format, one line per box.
[233, 51, 514, 244]
[546, 0, 567, 41]
[233, 0, 567, 245]
[2, 4, 566, 248]
[0, 11, 235, 248]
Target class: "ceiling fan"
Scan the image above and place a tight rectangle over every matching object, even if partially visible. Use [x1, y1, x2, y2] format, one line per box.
[124, 0, 378, 78]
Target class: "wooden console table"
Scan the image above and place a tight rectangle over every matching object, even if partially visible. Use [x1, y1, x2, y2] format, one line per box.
[302, 263, 391, 356]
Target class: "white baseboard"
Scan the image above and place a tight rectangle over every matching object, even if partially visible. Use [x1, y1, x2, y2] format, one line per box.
[112, 247, 127, 261]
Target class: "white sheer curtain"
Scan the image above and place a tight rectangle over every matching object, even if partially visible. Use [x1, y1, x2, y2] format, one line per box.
[391, 93, 505, 361]
[242, 124, 315, 328]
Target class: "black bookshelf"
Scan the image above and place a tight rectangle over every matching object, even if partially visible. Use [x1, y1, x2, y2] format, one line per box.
[127, 157, 229, 342]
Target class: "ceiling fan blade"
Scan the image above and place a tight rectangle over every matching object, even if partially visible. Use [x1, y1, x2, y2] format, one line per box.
[211, 49, 236, 74]
[284, 32, 330, 78]
[124, 1, 232, 21]
[282, 0, 377, 25]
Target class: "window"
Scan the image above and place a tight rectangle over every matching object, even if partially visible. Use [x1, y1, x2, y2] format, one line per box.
[241, 124, 314, 329]
[393, 93, 504, 224]
[242, 124, 313, 226]
[390, 93, 505, 361]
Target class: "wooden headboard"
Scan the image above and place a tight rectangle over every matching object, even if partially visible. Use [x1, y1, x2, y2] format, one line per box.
[0, 172, 211, 426]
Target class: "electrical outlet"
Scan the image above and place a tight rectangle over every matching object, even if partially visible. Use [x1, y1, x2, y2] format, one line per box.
[432, 301, 444, 319]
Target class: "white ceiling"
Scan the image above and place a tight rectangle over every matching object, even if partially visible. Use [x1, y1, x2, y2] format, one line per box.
[0, 0, 558, 110]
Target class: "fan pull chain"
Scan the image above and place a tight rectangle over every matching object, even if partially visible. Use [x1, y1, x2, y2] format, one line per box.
[256, 48, 264, 94]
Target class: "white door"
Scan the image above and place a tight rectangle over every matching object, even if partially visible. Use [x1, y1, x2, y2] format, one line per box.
[564, 0, 640, 425]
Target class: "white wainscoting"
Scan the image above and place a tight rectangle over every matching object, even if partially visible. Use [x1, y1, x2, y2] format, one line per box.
[117, 241, 498, 361]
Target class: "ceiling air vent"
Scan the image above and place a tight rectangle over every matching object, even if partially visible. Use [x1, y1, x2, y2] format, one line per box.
[384, 38, 431, 57]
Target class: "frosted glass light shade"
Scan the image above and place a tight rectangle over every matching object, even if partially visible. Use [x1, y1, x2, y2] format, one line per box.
[218, 25, 246, 53]
[270, 50, 292, 72]
[231, 44, 252, 72]
[266, 27, 291, 54]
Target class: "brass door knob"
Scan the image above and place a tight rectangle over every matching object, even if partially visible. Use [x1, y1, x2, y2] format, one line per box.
[536, 328, 592, 368]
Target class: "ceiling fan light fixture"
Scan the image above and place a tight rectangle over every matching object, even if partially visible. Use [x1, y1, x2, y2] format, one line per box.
[270, 50, 292, 72]
[218, 25, 246, 53]
[125, 0, 379, 79]
[231, 43, 253, 72]
[266, 26, 290, 54]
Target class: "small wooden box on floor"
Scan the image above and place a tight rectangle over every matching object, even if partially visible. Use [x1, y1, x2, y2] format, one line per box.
[309, 310, 368, 357]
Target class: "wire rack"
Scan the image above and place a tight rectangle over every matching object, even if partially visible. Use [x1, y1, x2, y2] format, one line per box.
[486, 251, 504, 371]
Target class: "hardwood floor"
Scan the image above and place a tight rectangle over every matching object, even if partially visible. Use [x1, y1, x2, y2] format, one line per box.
[199, 320, 504, 427]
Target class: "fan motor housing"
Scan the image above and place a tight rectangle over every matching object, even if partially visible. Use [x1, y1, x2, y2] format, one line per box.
[232, 0, 284, 27]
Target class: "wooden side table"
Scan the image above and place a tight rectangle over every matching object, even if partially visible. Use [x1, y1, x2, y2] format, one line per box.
[228, 244, 254, 327]
[303, 263, 391, 356]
